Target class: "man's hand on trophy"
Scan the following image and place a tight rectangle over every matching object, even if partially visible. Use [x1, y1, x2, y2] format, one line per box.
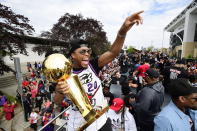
[56, 81, 70, 95]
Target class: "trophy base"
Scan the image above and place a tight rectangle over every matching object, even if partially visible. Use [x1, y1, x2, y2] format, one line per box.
[77, 106, 109, 131]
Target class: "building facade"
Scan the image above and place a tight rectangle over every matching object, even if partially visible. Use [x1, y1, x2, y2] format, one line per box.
[165, 0, 197, 58]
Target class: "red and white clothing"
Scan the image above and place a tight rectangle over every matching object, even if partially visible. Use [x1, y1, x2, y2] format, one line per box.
[29, 112, 38, 124]
[31, 88, 37, 98]
[3, 103, 16, 120]
[107, 108, 137, 131]
[136, 64, 150, 84]
[136, 64, 150, 77]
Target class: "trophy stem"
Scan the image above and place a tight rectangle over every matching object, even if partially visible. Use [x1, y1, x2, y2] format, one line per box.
[77, 106, 109, 131]
[84, 109, 96, 121]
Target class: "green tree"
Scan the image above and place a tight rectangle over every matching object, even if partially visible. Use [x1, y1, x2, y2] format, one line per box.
[0, 3, 34, 74]
[187, 54, 192, 59]
[34, 13, 109, 56]
[127, 45, 135, 53]
[147, 45, 154, 52]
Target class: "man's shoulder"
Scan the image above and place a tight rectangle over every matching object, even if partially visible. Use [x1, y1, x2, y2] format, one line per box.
[157, 103, 176, 119]
[137, 87, 155, 98]
[142, 85, 155, 92]
[107, 108, 116, 116]
[152, 82, 164, 92]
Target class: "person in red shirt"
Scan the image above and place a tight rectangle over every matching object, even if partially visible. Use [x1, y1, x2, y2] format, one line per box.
[3, 101, 16, 120]
[133, 60, 150, 77]
[31, 86, 37, 107]
[133, 59, 150, 92]
[31, 86, 37, 98]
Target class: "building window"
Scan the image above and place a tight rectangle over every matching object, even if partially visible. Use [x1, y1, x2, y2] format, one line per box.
[170, 31, 184, 49]
[194, 23, 197, 42]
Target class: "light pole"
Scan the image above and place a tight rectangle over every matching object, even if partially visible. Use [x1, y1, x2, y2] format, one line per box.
[172, 32, 184, 59]
[161, 30, 165, 53]
[14, 57, 25, 121]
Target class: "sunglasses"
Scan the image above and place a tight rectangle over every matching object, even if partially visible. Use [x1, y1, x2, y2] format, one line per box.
[78, 49, 92, 55]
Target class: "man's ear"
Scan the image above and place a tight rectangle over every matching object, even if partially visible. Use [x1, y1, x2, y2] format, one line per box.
[179, 96, 186, 103]
[71, 53, 75, 59]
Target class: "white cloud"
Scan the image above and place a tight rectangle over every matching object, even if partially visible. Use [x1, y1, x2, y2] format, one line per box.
[1, 0, 192, 49]
[155, 0, 179, 4]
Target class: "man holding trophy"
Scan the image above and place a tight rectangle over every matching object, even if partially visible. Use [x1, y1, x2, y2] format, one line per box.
[50, 11, 144, 131]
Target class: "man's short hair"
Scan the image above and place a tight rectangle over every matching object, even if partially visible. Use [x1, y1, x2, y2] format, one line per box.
[169, 78, 197, 98]
[145, 68, 160, 78]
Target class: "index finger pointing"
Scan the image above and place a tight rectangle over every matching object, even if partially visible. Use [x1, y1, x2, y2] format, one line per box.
[135, 10, 144, 15]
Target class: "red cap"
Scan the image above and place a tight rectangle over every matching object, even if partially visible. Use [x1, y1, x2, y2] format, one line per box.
[110, 98, 124, 111]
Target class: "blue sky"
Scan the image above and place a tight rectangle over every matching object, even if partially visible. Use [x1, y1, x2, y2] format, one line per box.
[148, 0, 192, 15]
[1, 0, 193, 49]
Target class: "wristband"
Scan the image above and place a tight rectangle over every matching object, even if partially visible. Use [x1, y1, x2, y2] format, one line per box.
[117, 33, 126, 38]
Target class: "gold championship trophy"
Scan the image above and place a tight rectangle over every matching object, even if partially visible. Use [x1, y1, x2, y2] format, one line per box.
[42, 53, 109, 131]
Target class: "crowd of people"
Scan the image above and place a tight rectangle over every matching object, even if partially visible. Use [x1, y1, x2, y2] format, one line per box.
[99, 50, 197, 131]
[22, 61, 59, 131]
